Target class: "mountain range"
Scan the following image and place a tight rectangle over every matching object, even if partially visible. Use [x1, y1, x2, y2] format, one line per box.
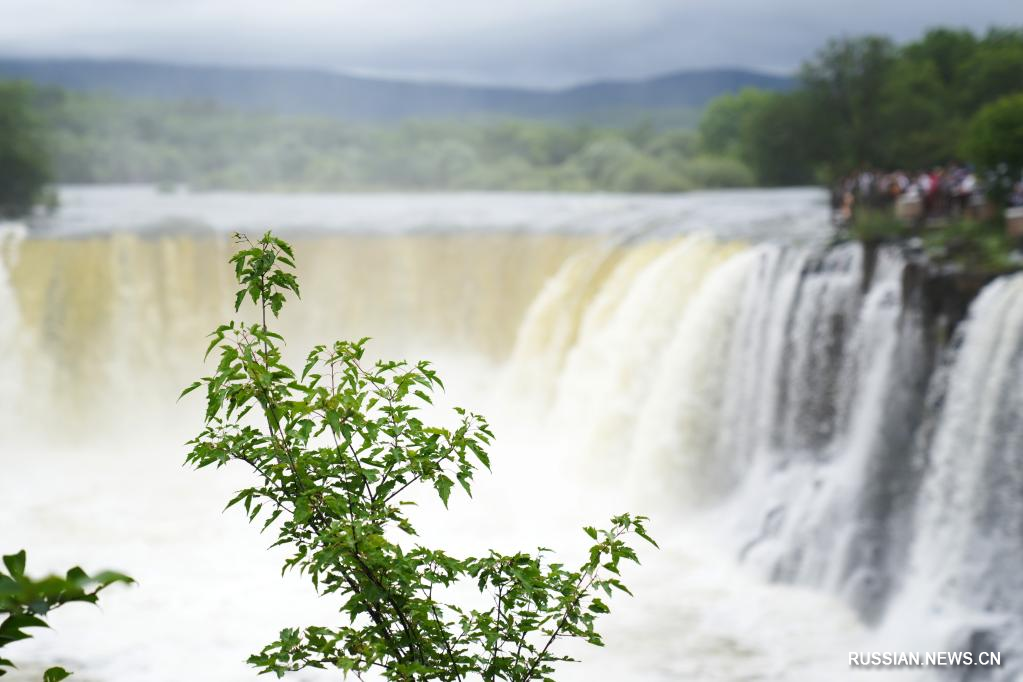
[0, 58, 794, 124]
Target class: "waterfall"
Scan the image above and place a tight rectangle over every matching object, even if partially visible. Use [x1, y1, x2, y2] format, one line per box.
[0, 225, 27, 436]
[548, 236, 745, 470]
[722, 247, 931, 620]
[892, 274, 1023, 670]
[626, 249, 757, 504]
[1, 231, 593, 442]
[505, 235, 1023, 678]
[7, 221, 1023, 680]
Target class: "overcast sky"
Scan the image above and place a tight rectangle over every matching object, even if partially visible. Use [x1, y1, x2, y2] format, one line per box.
[0, 0, 1019, 87]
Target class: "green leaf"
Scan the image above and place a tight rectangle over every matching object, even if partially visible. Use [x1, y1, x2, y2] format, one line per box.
[0, 614, 49, 644]
[435, 475, 453, 508]
[635, 529, 659, 548]
[44, 667, 72, 682]
[92, 571, 135, 588]
[178, 381, 202, 401]
[2, 551, 25, 580]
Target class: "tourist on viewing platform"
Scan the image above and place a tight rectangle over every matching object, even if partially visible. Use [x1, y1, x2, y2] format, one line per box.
[832, 163, 994, 227]
[1010, 180, 1023, 208]
[956, 168, 978, 214]
[920, 169, 937, 218]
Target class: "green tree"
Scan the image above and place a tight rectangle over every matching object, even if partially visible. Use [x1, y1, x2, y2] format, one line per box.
[679, 156, 755, 189]
[902, 28, 978, 93]
[965, 92, 1023, 206]
[958, 30, 1023, 113]
[742, 92, 818, 186]
[800, 36, 898, 174]
[614, 156, 689, 192]
[182, 233, 656, 681]
[645, 129, 701, 162]
[0, 82, 52, 218]
[573, 138, 643, 188]
[875, 60, 958, 169]
[698, 88, 773, 159]
[0, 550, 132, 679]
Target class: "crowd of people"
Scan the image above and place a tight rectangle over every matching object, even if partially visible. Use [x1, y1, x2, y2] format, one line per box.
[832, 164, 1023, 228]
[831, 164, 990, 225]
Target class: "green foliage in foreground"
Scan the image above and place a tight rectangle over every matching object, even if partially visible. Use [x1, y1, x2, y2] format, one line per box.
[182, 233, 655, 680]
[0, 83, 52, 218]
[0, 550, 133, 679]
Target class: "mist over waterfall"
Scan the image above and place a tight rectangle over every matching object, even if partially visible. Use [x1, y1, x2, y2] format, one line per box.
[3, 188, 1022, 681]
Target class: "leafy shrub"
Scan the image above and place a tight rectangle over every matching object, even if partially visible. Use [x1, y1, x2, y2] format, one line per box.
[847, 210, 1018, 272]
[679, 155, 756, 189]
[182, 233, 655, 680]
[922, 218, 1018, 272]
[572, 138, 643, 188]
[615, 157, 691, 193]
[848, 209, 908, 242]
[0, 550, 132, 679]
[644, 130, 701, 161]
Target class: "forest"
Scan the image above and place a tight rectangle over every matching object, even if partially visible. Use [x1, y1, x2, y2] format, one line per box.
[0, 26, 1021, 213]
[710, 27, 1023, 185]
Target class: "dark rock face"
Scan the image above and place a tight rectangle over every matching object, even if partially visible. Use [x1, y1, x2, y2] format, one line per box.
[903, 260, 1000, 347]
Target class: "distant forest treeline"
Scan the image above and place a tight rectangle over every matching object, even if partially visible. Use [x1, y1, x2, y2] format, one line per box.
[1, 26, 1021, 206]
[31, 89, 751, 192]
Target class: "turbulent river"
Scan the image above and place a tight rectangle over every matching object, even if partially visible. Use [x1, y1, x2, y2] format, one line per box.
[2, 186, 1022, 681]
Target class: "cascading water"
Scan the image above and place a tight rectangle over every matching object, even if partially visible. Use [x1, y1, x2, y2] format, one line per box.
[509, 234, 1023, 679]
[4, 187, 1023, 681]
[549, 236, 745, 472]
[626, 249, 757, 504]
[888, 274, 1023, 670]
[718, 245, 932, 621]
[0, 226, 27, 434]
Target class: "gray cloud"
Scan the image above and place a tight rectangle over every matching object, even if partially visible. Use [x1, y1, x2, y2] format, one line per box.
[0, 0, 1019, 86]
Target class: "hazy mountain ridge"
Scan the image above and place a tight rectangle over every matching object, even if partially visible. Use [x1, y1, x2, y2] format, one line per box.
[0, 57, 793, 123]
